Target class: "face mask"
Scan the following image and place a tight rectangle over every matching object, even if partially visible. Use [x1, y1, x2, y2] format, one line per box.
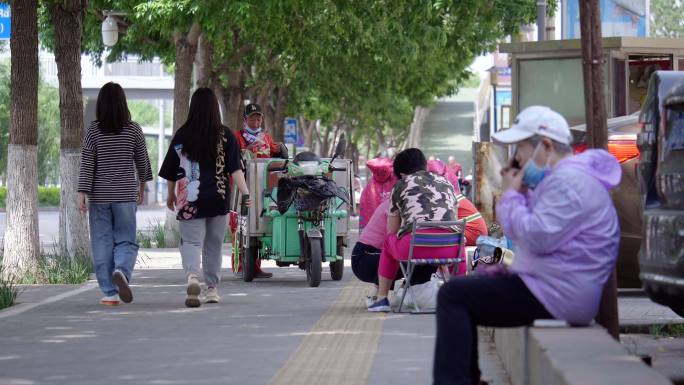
[244, 124, 261, 135]
[521, 143, 550, 189]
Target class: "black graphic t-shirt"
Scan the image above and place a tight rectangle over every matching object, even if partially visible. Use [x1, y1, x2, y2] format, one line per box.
[158, 126, 241, 220]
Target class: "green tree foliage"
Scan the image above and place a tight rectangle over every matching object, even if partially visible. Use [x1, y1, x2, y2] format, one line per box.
[0, 62, 60, 185]
[650, 0, 684, 38]
[37, 80, 60, 185]
[45, 1, 545, 157]
[129, 100, 162, 127]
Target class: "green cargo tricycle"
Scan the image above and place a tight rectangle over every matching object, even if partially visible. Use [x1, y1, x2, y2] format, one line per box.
[232, 138, 353, 287]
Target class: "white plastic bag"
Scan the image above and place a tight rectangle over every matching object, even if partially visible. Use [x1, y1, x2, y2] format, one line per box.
[393, 274, 443, 310]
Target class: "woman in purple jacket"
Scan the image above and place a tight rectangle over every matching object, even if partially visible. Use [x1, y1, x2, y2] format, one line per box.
[433, 106, 621, 385]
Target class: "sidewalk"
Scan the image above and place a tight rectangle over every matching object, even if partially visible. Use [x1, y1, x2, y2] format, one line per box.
[618, 290, 683, 333]
[0, 228, 510, 385]
[5, 244, 681, 384]
[618, 290, 684, 383]
[1, 267, 510, 385]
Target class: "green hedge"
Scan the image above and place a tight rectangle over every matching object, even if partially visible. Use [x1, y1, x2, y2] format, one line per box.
[38, 187, 60, 207]
[0, 186, 61, 208]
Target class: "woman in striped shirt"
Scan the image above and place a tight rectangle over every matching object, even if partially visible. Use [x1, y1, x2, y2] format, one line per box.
[78, 82, 153, 306]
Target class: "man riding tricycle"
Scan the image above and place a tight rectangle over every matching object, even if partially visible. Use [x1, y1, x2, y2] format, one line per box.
[232, 137, 353, 287]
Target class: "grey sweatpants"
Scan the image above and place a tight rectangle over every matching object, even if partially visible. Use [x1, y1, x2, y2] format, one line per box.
[178, 215, 227, 287]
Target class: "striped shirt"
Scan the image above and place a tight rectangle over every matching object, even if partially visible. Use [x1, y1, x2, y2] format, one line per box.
[78, 121, 153, 203]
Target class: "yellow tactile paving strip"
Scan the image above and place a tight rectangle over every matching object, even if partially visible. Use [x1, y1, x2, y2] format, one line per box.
[268, 279, 385, 385]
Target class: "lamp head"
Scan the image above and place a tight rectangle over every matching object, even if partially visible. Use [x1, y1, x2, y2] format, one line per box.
[101, 15, 118, 47]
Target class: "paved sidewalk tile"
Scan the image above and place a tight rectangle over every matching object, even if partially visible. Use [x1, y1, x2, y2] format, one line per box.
[619, 295, 683, 331]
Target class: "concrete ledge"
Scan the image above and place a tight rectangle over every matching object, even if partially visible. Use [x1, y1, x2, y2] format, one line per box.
[494, 326, 672, 385]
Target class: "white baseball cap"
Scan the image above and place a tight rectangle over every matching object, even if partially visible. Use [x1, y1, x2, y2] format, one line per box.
[492, 106, 572, 145]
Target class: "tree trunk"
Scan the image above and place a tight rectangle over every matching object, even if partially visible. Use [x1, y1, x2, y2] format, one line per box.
[217, 86, 232, 127]
[344, 126, 359, 175]
[165, 23, 200, 248]
[4, 0, 40, 278]
[173, 25, 200, 133]
[50, 0, 90, 258]
[272, 86, 289, 143]
[320, 125, 332, 156]
[300, 116, 316, 149]
[195, 33, 213, 88]
[376, 128, 386, 154]
[329, 124, 341, 157]
[258, 82, 275, 134]
[225, 66, 245, 132]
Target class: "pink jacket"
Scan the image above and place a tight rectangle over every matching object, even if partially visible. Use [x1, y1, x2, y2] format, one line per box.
[359, 199, 390, 249]
[427, 159, 460, 193]
[359, 157, 397, 228]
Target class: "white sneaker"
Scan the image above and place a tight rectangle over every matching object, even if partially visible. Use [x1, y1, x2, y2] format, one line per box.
[205, 287, 220, 304]
[100, 294, 120, 306]
[185, 274, 201, 308]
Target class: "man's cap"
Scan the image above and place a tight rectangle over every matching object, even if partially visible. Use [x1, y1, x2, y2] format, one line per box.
[492, 106, 572, 145]
[244, 103, 262, 118]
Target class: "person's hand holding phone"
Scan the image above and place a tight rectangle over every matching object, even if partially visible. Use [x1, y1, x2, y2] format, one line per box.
[501, 157, 524, 193]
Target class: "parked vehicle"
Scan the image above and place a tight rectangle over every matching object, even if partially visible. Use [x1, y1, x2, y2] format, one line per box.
[571, 114, 642, 288]
[637, 71, 684, 317]
[233, 137, 352, 287]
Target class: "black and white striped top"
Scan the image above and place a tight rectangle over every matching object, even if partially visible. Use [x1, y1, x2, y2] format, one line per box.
[78, 121, 153, 203]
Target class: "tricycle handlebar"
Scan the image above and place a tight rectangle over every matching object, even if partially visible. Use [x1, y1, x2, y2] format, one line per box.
[267, 159, 289, 173]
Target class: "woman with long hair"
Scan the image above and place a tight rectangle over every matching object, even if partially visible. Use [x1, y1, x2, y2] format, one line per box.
[159, 88, 250, 307]
[78, 82, 153, 306]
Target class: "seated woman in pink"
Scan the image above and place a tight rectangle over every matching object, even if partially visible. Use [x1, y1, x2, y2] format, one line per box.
[352, 199, 438, 295]
[368, 148, 462, 312]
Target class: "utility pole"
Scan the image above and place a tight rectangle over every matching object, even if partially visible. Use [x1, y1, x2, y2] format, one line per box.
[537, 0, 547, 41]
[579, 0, 618, 340]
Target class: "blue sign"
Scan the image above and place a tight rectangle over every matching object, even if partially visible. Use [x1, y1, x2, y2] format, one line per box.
[564, 0, 647, 39]
[284, 118, 298, 144]
[495, 89, 512, 106]
[0, 4, 9, 40]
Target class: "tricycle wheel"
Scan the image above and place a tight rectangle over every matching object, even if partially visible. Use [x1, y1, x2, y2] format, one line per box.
[242, 241, 257, 282]
[306, 238, 322, 287]
[330, 259, 344, 281]
[330, 239, 344, 280]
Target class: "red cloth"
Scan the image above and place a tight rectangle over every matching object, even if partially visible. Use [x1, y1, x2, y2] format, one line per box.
[235, 129, 280, 158]
[458, 197, 488, 246]
[359, 157, 397, 228]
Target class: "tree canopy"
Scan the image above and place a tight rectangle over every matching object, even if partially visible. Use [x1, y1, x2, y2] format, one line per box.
[650, 0, 684, 38]
[41, 0, 543, 156]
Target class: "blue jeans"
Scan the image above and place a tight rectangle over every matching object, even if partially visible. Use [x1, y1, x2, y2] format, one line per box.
[88, 202, 139, 296]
